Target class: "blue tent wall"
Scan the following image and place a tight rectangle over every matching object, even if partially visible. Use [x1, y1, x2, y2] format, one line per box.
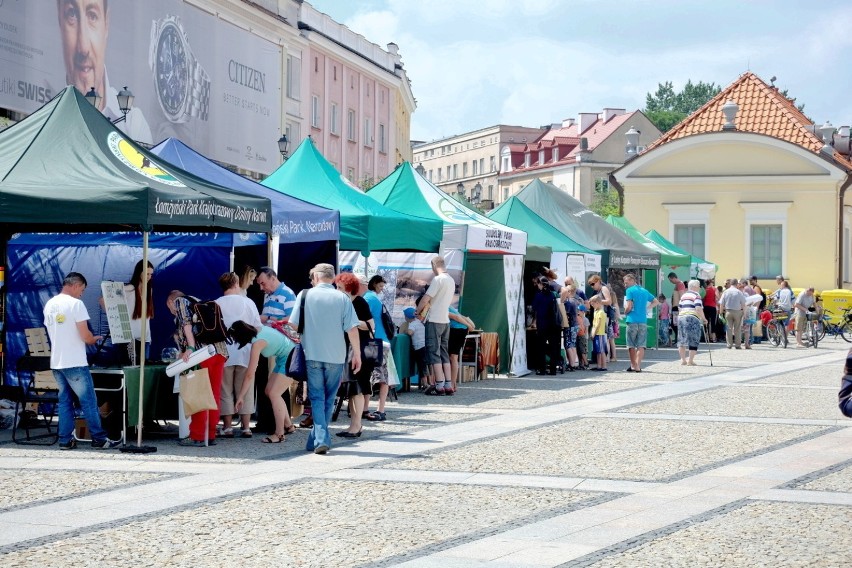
[5, 241, 229, 384]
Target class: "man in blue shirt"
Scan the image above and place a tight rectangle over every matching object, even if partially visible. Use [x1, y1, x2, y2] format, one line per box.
[623, 273, 659, 373]
[256, 267, 296, 324]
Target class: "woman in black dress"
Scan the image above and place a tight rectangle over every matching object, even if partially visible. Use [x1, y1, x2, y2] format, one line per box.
[334, 272, 376, 437]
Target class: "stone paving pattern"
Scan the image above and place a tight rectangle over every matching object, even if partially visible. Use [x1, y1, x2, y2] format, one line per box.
[0, 481, 602, 567]
[0, 342, 850, 566]
[379, 417, 829, 481]
[584, 501, 852, 567]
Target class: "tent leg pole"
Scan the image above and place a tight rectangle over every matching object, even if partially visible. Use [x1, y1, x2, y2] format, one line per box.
[120, 231, 156, 453]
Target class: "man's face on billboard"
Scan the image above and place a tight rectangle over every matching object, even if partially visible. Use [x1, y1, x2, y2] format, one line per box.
[58, 0, 109, 108]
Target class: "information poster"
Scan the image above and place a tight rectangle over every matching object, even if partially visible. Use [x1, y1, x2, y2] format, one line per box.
[100, 281, 132, 344]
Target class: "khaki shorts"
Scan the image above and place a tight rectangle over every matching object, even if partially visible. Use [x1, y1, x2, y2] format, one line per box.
[795, 312, 808, 331]
[220, 365, 254, 415]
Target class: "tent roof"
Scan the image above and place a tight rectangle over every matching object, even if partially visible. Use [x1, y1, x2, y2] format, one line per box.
[0, 87, 271, 233]
[500, 179, 660, 269]
[367, 162, 527, 255]
[150, 138, 338, 243]
[644, 229, 718, 277]
[488, 196, 597, 255]
[605, 215, 691, 267]
[261, 141, 442, 254]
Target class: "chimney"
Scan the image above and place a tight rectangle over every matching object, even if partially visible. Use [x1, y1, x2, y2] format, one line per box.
[576, 137, 591, 162]
[721, 100, 739, 130]
[562, 117, 575, 128]
[603, 108, 626, 122]
[578, 113, 598, 134]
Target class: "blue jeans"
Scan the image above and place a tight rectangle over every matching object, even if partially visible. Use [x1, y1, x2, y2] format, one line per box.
[305, 360, 345, 451]
[53, 366, 107, 444]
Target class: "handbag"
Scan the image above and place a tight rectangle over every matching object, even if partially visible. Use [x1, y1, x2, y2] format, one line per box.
[380, 304, 396, 339]
[840, 375, 852, 418]
[361, 326, 384, 366]
[286, 291, 309, 382]
[178, 368, 217, 415]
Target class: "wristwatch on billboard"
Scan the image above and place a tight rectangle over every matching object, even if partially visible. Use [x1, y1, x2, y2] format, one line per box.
[149, 15, 210, 123]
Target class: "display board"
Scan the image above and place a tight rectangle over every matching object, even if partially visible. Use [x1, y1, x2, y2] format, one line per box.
[100, 281, 133, 344]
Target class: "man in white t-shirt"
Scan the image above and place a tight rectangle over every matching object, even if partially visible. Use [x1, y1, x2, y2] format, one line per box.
[416, 256, 455, 395]
[43, 273, 120, 450]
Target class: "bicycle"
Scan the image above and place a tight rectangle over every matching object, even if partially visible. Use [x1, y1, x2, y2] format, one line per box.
[801, 311, 820, 348]
[816, 307, 852, 342]
[764, 309, 789, 348]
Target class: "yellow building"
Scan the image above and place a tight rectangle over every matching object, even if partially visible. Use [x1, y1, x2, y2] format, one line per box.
[613, 73, 852, 292]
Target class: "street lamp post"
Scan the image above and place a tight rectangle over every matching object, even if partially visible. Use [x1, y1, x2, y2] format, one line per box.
[277, 134, 290, 162]
[85, 86, 135, 125]
[415, 163, 426, 177]
[472, 182, 482, 205]
[456, 182, 465, 199]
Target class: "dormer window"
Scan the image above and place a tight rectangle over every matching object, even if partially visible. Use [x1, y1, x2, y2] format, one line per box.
[538, 150, 545, 165]
[552, 148, 559, 162]
[524, 152, 531, 168]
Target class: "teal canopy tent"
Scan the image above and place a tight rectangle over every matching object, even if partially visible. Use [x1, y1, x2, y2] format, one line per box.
[605, 216, 690, 268]
[644, 229, 717, 280]
[262, 140, 442, 254]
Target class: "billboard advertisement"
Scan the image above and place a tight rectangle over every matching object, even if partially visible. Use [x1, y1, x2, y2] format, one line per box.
[0, 0, 282, 173]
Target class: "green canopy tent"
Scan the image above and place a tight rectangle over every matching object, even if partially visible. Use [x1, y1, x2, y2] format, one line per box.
[605, 216, 691, 269]
[489, 195, 601, 270]
[644, 229, 717, 281]
[605, 216, 692, 347]
[261, 140, 442, 255]
[0, 86, 273, 451]
[511, 179, 660, 272]
[367, 162, 530, 375]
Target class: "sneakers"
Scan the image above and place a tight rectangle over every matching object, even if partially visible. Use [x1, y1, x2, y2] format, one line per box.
[314, 445, 329, 455]
[59, 439, 77, 450]
[91, 438, 122, 449]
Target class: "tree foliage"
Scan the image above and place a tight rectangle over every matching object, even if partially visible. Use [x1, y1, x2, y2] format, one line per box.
[644, 80, 722, 132]
[589, 179, 620, 218]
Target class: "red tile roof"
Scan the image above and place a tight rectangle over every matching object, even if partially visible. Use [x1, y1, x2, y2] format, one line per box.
[503, 111, 641, 175]
[647, 72, 851, 169]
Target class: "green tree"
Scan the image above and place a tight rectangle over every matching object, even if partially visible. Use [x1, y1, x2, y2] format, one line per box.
[644, 80, 722, 132]
[589, 179, 620, 218]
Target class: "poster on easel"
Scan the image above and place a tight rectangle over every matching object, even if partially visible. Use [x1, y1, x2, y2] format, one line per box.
[100, 281, 133, 344]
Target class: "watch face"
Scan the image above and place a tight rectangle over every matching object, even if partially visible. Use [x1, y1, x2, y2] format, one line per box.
[154, 23, 189, 119]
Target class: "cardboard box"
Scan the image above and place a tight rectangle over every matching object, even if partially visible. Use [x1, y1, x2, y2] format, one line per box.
[75, 418, 89, 440]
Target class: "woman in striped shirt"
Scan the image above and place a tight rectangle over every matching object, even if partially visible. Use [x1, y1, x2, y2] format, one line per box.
[677, 280, 708, 366]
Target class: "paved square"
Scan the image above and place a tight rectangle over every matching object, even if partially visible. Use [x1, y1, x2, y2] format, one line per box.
[0, 343, 849, 567]
[378, 417, 829, 481]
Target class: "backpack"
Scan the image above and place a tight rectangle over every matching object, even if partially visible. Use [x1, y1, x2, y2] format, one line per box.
[840, 375, 852, 418]
[551, 291, 568, 329]
[381, 303, 396, 340]
[188, 299, 230, 345]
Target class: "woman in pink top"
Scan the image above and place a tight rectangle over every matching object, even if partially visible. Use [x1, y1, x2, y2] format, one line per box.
[702, 280, 718, 342]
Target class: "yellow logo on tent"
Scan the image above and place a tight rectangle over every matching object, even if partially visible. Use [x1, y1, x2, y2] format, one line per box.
[107, 132, 185, 187]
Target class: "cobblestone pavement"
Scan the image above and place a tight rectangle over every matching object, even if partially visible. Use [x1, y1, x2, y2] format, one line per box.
[0, 341, 850, 567]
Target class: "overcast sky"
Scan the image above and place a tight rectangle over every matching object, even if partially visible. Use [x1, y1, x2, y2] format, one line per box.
[308, 0, 852, 143]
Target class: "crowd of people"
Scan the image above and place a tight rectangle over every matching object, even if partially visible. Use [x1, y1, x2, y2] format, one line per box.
[44, 256, 478, 455]
[44, 254, 821, 454]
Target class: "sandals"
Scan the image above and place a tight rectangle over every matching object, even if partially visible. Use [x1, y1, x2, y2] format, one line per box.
[220, 427, 235, 438]
[261, 434, 285, 443]
[284, 425, 297, 435]
[366, 411, 386, 421]
[240, 429, 253, 438]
